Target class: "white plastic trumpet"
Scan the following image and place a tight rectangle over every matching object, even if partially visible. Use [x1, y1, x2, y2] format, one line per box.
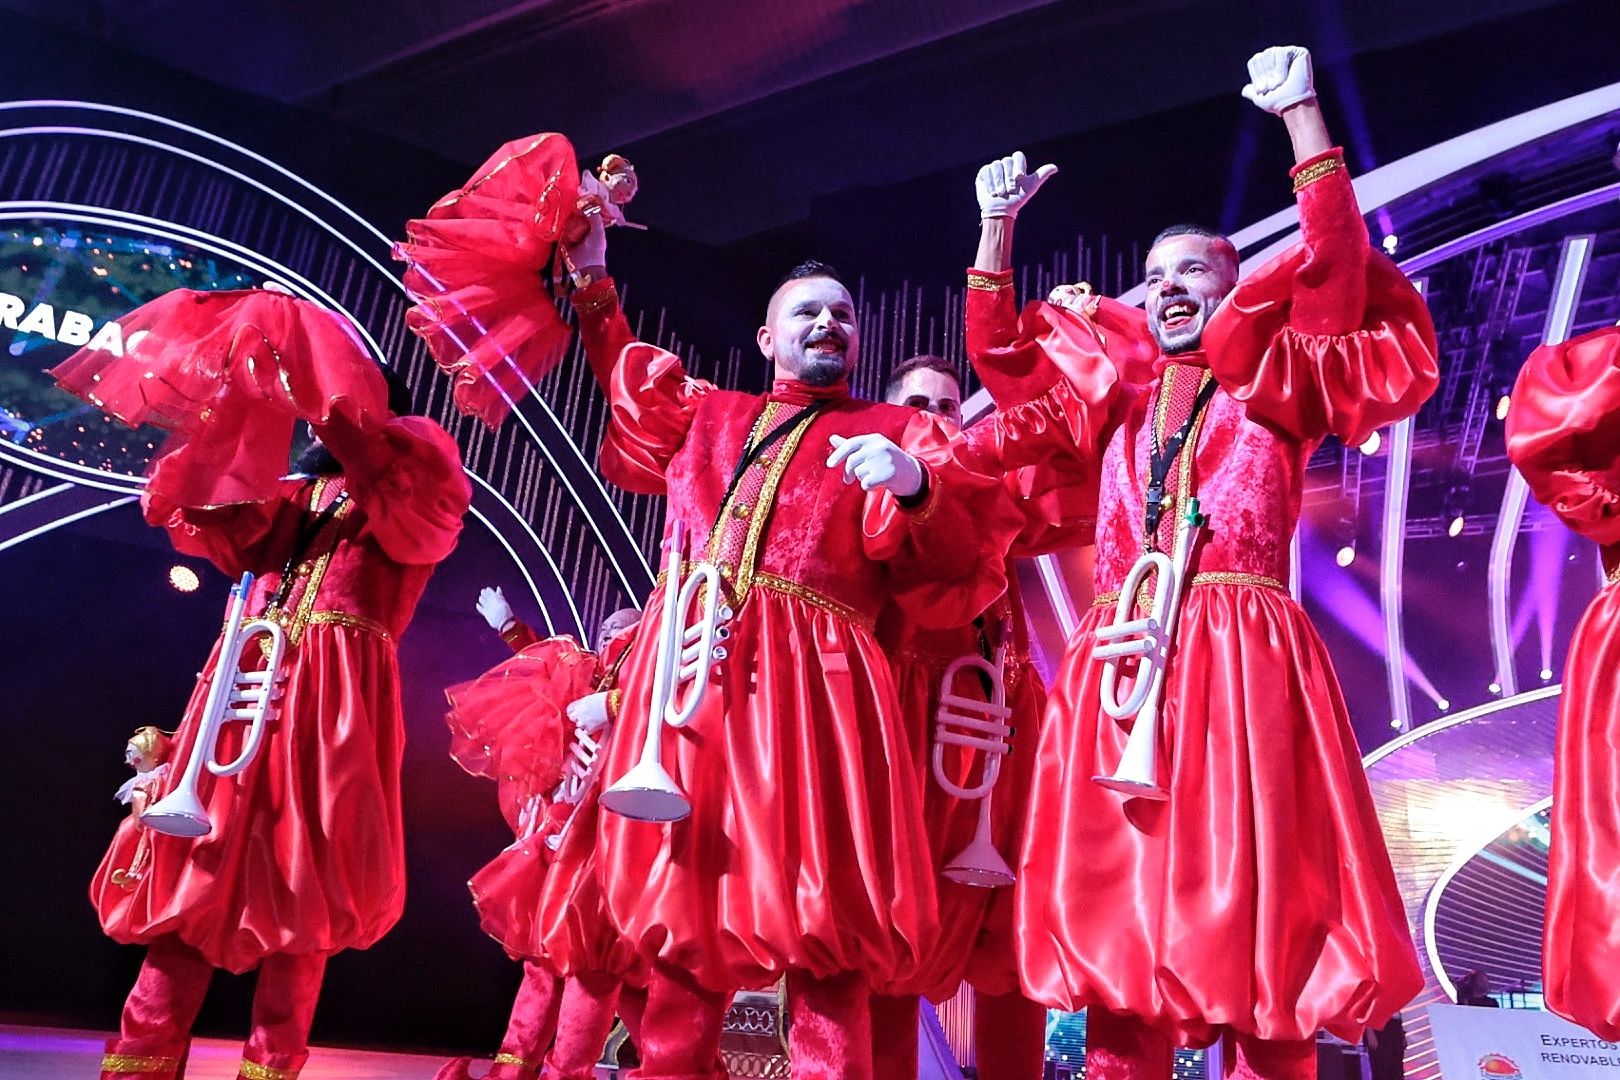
[932, 620, 1016, 887]
[601, 520, 731, 822]
[1091, 497, 1206, 801]
[142, 572, 288, 837]
[545, 692, 612, 851]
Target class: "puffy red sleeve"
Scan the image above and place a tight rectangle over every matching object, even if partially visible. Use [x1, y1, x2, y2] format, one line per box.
[1204, 151, 1439, 446]
[1506, 326, 1620, 546]
[51, 288, 392, 510]
[395, 132, 584, 428]
[444, 636, 598, 831]
[862, 411, 1023, 627]
[140, 480, 297, 577]
[570, 277, 712, 495]
[316, 414, 473, 565]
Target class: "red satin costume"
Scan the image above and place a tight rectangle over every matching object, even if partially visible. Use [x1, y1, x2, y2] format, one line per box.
[551, 277, 1018, 1080]
[870, 581, 1050, 1080]
[1506, 325, 1620, 1040]
[443, 630, 650, 1080]
[55, 290, 471, 1080]
[968, 151, 1435, 1077]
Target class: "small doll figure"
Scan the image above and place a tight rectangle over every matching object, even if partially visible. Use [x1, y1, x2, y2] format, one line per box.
[116, 725, 174, 822]
[577, 153, 643, 230]
[110, 726, 174, 888]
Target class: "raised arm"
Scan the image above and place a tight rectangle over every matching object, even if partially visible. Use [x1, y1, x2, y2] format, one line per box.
[562, 214, 712, 494]
[1206, 45, 1439, 446]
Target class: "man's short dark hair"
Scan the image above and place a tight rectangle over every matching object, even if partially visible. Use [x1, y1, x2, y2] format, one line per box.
[776, 259, 846, 291]
[1148, 224, 1239, 268]
[885, 354, 961, 401]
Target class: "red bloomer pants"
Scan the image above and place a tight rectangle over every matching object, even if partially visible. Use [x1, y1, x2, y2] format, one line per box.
[99, 935, 326, 1080]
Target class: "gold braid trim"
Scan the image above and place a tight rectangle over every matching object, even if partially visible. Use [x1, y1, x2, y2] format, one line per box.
[100, 1054, 180, 1074]
[238, 1061, 300, 1080]
[1291, 154, 1344, 193]
[493, 1052, 541, 1069]
[573, 285, 616, 315]
[753, 572, 875, 632]
[967, 271, 1012, 292]
[305, 610, 392, 641]
[1092, 571, 1288, 607]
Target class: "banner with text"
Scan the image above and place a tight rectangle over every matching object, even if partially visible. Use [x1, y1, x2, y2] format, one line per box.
[1430, 1004, 1620, 1080]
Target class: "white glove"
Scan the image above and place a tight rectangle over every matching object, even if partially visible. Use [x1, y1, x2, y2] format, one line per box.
[567, 691, 611, 733]
[975, 151, 1059, 221]
[1241, 46, 1315, 114]
[826, 433, 924, 498]
[565, 210, 609, 272]
[475, 586, 515, 632]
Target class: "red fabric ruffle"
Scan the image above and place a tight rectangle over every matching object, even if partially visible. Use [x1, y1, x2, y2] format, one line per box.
[444, 637, 597, 833]
[1014, 585, 1422, 1044]
[396, 132, 584, 428]
[1543, 581, 1620, 1039]
[50, 288, 390, 509]
[1506, 326, 1620, 548]
[1203, 247, 1438, 448]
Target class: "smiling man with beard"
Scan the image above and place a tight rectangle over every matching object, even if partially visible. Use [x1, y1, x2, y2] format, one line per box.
[539, 219, 1020, 1080]
[962, 46, 1438, 1080]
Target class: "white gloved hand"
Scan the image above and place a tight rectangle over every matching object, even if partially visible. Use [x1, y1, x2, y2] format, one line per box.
[565, 210, 609, 272]
[826, 433, 924, 498]
[1241, 45, 1315, 114]
[567, 691, 611, 733]
[975, 151, 1059, 221]
[476, 586, 515, 632]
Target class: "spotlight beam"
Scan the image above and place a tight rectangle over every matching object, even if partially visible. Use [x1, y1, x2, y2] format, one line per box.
[1490, 235, 1591, 698]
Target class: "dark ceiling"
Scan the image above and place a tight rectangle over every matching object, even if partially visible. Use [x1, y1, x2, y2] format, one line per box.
[0, 0, 1585, 243]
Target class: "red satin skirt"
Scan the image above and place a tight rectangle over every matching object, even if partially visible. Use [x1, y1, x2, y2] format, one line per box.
[531, 788, 647, 983]
[882, 652, 1044, 1001]
[596, 585, 939, 991]
[1545, 582, 1620, 1040]
[1014, 583, 1421, 1044]
[91, 624, 406, 973]
[469, 827, 557, 965]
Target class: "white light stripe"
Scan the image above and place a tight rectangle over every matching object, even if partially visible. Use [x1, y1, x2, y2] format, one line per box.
[0, 494, 136, 552]
[0, 481, 71, 516]
[465, 502, 559, 637]
[1490, 236, 1591, 698]
[1035, 553, 1080, 639]
[1360, 685, 1561, 768]
[0, 106, 654, 595]
[1383, 416, 1416, 732]
[467, 471, 583, 637]
[1421, 795, 1554, 1001]
[1289, 531, 1301, 602]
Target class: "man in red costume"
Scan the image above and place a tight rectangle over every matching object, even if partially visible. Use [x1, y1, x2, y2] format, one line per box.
[59, 288, 472, 1080]
[964, 46, 1436, 1080]
[870, 354, 1049, 1080]
[438, 606, 643, 1080]
[543, 217, 1018, 1080]
[1506, 323, 1620, 1040]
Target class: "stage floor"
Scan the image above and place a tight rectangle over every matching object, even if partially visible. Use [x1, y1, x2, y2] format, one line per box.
[0, 1025, 615, 1079]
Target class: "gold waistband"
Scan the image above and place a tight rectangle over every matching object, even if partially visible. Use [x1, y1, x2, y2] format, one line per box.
[654, 565, 876, 633]
[303, 609, 393, 641]
[1092, 570, 1287, 607]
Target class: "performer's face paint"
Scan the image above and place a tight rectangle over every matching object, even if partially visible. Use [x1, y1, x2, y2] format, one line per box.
[759, 276, 859, 385]
[887, 367, 963, 430]
[1144, 234, 1238, 355]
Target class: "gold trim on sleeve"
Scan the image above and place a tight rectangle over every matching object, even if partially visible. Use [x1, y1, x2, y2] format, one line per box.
[967, 272, 1012, 292]
[573, 286, 616, 315]
[1291, 155, 1344, 193]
